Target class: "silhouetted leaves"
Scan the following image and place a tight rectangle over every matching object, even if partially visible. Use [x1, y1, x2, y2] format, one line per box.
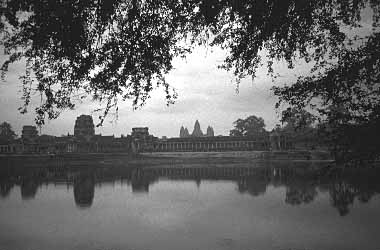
[1, 0, 379, 143]
[0, 122, 17, 143]
[230, 115, 266, 136]
[273, 30, 380, 161]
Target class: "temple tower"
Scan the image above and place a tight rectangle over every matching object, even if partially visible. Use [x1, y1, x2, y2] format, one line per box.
[206, 126, 214, 137]
[191, 120, 203, 137]
[74, 115, 95, 138]
[180, 126, 185, 138]
[180, 126, 190, 138]
[21, 125, 38, 142]
[184, 128, 190, 137]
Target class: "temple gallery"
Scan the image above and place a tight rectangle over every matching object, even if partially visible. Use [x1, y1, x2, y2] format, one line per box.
[0, 115, 312, 155]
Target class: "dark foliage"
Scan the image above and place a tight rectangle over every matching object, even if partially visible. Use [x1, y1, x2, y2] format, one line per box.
[1, 0, 379, 160]
[230, 115, 266, 136]
[2, 162, 380, 216]
[0, 122, 17, 143]
[1, 1, 378, 123]
[1, 0, 201, 125]
[281, 108, 316, 131]
[279, 108, 322, 150]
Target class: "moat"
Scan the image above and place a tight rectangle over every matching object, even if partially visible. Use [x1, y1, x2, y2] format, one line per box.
[0, 158, 379, 250]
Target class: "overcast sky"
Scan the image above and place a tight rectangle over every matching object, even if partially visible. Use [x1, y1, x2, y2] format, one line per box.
[0, 45, 317, 138]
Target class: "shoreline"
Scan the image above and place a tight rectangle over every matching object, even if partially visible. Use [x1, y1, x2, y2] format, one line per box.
[0, 150, 335, 169]
[0, 150, 332, 160]
[140, 150, 333, 160]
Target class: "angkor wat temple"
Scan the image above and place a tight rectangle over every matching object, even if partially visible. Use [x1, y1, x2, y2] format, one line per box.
[179, 120, 214, 138]
[136, 120, 291, 153]
[0, 115, 132, 154]
[0, 116, 306, 155]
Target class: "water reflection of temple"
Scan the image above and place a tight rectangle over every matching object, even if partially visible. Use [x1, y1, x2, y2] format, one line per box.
[20, 178, 39, 200]
[1, 162, 380, 216]
[74, 174, 95, 208]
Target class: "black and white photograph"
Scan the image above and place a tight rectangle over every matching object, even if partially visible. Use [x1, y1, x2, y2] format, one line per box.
[0, 1, 380, 249]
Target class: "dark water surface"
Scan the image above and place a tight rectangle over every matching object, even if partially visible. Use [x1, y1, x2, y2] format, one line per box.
[0, 158, 380, 250]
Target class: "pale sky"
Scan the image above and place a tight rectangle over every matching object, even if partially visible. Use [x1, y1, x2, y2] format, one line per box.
[0, 45, 316, 138]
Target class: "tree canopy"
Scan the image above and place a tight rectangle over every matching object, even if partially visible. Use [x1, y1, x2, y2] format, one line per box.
[230, 115, 266, 136]
[279, 108, 321, 150]
[0, 122, 17, 143]
[1, 0, 380, 160]
[281, 108, 316, 131]
[1, 0, 379, 124]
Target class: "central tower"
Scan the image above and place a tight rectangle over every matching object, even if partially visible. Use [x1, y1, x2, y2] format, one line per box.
[191, 120, 203, 137]
[74, 115, 95, 139]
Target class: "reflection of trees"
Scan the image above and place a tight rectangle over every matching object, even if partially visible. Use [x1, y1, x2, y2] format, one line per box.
[0, 164, 15, 198]
[320, 167, 380, 216]
[271, 166, 319, 205]
[237, 168, 271, 197]
[131, 169, 156, 193]
[131, 176, 150, 193]
[238, 177, 269, 197]
[272, 165, 380, 216]
[357, 191, 373, 203]
[195, 178, 201, 188]
[353, 176, 378, 204]
[329, 182, 355, 216]
[73, 174, 95, 208]
[285, 182, 318, 205]
[20, 178, 39, 200]
[1, 158, 380, 217]
[0, 180, 14, 198]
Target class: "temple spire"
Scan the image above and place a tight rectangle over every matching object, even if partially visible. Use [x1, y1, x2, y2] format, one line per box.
[180, 126, 185, 137]
[184, 127, 190, 137]
[191, 120, 203, 137]
[206, 126, 214, 137]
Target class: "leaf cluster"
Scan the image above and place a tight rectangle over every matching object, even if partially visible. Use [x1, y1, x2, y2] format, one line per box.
[0, 121, 17, 143]
[1, 0, 378, 126]
[229, 115, 266, 136]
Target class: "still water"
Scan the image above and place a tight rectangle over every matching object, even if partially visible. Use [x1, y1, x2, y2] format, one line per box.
[0, 158, 380, 250]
